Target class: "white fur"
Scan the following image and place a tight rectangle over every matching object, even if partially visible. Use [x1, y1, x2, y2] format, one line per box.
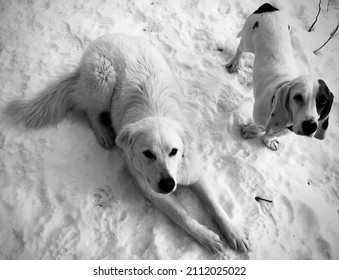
[4, 34, 250, 253]
[226, 7, 333, 150]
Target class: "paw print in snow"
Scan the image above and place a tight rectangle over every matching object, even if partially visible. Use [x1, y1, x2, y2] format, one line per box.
[94, 186, 114, 209]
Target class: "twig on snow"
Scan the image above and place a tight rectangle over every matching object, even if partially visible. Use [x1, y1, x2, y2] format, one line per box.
[309, 0, 322, 32]
[313, 19, 339, 54]
[255, 196, 273, 203]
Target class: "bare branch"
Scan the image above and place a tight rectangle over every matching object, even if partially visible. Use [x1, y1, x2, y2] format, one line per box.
[314, 19, 339, 54]
[327, 0, 330, 11]
[309, 0, 322, 32]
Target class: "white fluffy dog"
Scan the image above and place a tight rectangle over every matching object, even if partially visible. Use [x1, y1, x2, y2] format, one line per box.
[4, 34, 250, 253]
[226, 3, 334, 150]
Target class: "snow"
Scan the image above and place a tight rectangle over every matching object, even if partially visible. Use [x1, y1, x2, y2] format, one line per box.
[0, 0, 339, 260]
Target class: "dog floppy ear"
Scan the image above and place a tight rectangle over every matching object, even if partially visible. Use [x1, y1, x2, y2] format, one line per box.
[182, 125, 194, 146]
[315, 80, 334, 140]
[265, 82, 292, 135]
[175, 122, 195, 157]
[116, 124, 135, 152]
[315, 118, 330, 140]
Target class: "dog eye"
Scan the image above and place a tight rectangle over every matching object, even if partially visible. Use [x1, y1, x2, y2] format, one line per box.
[143, 150, 156, 160]
[169, 148, 178, 157]
[319, 97, 327, 105]
[293, 94, 303, 103]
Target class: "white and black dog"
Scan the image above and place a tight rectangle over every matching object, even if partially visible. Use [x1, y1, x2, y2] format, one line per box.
[226, 3, 334, 150]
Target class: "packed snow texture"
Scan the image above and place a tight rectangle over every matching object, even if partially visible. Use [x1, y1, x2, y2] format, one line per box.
[0, 0, 338, 259]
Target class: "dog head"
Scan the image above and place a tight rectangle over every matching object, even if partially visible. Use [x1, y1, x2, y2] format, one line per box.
[116, 117, 194, 194]
[266, 75, 334, 139]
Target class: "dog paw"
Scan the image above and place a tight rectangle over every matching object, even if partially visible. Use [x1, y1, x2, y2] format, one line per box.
[221, 222, 250, 253]
[197, 227, 225, 255]
[88, 112, 116, 149]
[94, 186, 114, 208]
[226, 60, 239, 73]
[241, 124, 260, 139]
[262, 136, 279, 151]
[241, 128, 257, 139]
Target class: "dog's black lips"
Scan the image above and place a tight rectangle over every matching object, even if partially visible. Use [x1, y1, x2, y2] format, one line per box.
[287, 125, 293, 132]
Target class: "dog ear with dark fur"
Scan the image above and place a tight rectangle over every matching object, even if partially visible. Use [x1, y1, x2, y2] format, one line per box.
[315, 80, 334, 140]
[265, 82, 292, 135]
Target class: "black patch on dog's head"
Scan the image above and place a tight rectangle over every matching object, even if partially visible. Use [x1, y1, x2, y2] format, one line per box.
[253, 21, 259, 29]
[317, 79, 334, 121]
[254, 3, 279, 14]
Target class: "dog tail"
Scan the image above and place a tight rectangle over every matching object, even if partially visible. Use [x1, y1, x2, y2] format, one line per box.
[4, 69, 80, 128]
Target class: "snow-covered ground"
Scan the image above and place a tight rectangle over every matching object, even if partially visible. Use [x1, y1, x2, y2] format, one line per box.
[0, 0, 338, 260]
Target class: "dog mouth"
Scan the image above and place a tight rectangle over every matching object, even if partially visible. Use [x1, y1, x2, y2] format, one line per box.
[292, 128, 317, 138]
[288, 125, 308, 136]
[158, 186, 177, 194]
[290, 120, 318, 137]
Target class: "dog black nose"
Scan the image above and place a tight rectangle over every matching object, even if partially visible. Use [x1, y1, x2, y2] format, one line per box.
[302, 120, 317, 135]
[158, 177, 175, 193]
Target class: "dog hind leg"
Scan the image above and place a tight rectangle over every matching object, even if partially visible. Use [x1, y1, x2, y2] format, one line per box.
[226, 14, 257, 73]
[226, 46, 243, 73]
[78, 49, 118, 148]
[87, 109, 116, 149]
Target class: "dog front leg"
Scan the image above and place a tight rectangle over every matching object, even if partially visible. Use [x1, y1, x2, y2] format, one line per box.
[262, 129, 290, 151]
[190, 176, 250, 252]
[141, 186, 225, 255]
[241, 124, 264, 139]
[262, 133, 279, 151]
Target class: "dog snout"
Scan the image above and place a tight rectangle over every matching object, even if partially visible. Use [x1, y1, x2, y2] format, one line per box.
[158, 177, 176, 194]
[302, 120, 317, 136]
